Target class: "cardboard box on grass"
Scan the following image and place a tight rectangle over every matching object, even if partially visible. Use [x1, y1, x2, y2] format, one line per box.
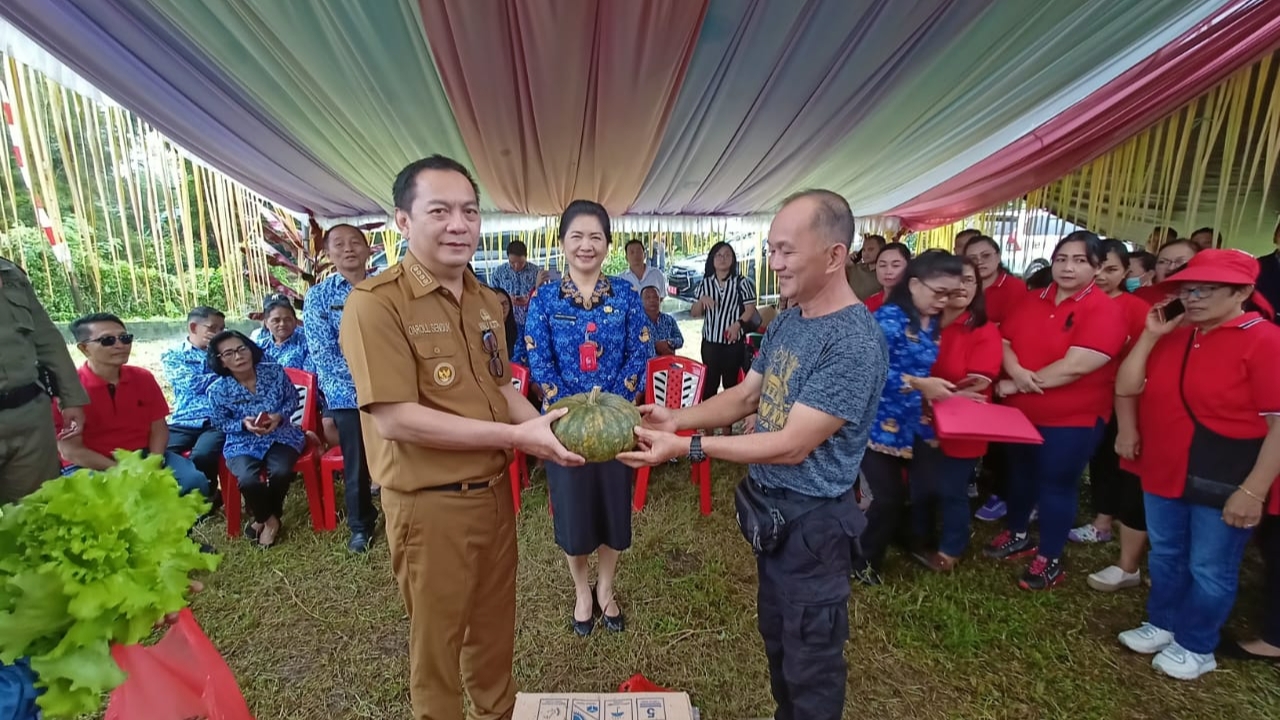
[513, 692, 697, 720]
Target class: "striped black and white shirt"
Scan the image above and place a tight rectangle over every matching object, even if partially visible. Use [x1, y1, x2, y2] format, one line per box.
[698, 274, 756, 343]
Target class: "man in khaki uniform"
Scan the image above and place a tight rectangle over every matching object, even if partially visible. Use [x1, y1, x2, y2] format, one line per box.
[340, 155, 583, 720]
[0, 256, 88, 504]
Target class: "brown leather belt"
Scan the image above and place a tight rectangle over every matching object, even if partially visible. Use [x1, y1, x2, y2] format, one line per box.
[422, 473, 504, 493]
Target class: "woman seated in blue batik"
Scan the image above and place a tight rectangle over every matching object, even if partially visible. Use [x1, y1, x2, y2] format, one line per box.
[207, 330, 305, 548]
[256, 296, 312, 372]
[524, 200, 652, 637]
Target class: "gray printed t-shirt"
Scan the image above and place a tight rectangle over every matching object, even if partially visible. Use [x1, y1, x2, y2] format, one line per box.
[751, 304, 888, 498]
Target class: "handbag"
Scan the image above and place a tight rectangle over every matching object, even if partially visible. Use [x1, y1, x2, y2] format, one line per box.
[1176, 333, 1265, 508]
[733, 476, 826, 555]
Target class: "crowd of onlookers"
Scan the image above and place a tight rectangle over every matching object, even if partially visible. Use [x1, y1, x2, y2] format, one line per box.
[46, 213, 1280, 682]
[812, 221, 1280, 682]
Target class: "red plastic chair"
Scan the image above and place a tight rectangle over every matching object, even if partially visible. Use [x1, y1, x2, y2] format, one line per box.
[509, 363, 531, 513]
[318, 446, 343, 531]
[222, 368, 325, 537]
[633, 356, 711, 515]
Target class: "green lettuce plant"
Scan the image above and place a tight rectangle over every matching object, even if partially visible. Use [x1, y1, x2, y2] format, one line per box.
[0, 452, 220, 718]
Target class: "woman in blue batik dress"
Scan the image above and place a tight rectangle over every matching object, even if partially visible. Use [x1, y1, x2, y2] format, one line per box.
[853, 251, 967, 584]
[525, 200, 653, 637]
[207, 330, 305, 548]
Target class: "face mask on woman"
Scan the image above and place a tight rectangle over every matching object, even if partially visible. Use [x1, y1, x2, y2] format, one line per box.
[1124, 277, 1142, 292]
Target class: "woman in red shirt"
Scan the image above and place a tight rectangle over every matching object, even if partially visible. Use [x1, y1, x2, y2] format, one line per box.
[864, 242, 911, 312]
[1114, 250, 1280, 681]
[911, 257, 1003, 572]
[985, 232, 1128, 591]
[1070, 242, 1151, 573]
[964, 235, 1027, 326]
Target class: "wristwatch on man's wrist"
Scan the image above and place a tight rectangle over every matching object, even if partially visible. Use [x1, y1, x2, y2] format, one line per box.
[688, 434, 706, 463]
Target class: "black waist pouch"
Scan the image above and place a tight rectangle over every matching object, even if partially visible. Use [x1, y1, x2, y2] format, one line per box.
[734, 476, 827, 555]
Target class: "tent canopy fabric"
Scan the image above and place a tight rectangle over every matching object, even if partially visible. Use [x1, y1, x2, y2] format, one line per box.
[2, 0, 1278, 226]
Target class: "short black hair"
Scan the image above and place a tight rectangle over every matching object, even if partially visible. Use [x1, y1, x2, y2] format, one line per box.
[70, 312, 125, 343]
[507, 240, 528, 257]
[625, 238, 645, 252]
[263, 298, 297, 319]
[1158, 238, 1200, 257]
[703, 241, 739, 279]
[957, 257, 989, 328]
[1153, 226, 1179, 242]
[863, 234, 887, 249]
[877, 242, 912, 265]
[781, 189, 855, 250]
[187, 306, 225, 323]
[558, 200, 612, 244]
[392, 155, 480, 212]
[322, 223, 367, 248]
[1130, 250, 1157, 273]
[1051, 231, 1105, 268]
[954, 228, 982, 252]
[206, 330, 265, 377]
[1099, 239, 1132, 270]
[885, 252, 965, 337]
[640, 284, 662, 297]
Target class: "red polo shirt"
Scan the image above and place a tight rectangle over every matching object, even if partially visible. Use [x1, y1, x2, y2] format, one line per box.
[932, 315, 1003, 458]
[1133, 313, 1280, 499]
[864, 291, 885, 313]
[53, 364, 169, 458]
[982, 272, 1027, 326]
[1112, 291, 1152, 355]
[1000, 283, 1128, 427]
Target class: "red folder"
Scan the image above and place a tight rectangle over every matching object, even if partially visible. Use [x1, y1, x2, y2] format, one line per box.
[932, 397, 1044, 445]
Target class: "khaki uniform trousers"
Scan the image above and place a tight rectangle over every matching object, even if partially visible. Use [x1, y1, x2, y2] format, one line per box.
[381, 475, 518, 720]
[0, 395, 60, 504]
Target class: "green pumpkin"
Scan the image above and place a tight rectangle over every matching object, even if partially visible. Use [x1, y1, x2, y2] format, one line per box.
[548, 386, 642, 463]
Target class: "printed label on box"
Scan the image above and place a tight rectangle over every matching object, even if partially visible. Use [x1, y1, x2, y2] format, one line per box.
[603, 698, 634, 720]
[571, 698, 601, 720]
[636, 698, 667, 720]
[538, 698, 569, 719]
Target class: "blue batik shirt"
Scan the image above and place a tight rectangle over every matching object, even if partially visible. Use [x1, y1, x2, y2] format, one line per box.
[208, 362, 305, 460]
[524, 276, 653, 410]
[304, 272, 368, 410]
[868, 303, 942, 458]
[644, 311, 684, 351]
[162, 339, 217, 428]
[257, 326, 313, 373]
[490, 261, 541, 326]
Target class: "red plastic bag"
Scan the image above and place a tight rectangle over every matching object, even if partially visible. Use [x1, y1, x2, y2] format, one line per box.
[104, 609, 254, 720]
[617, 673, 671, 693]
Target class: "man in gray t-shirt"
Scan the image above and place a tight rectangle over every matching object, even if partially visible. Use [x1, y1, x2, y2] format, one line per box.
[620, 190, 886, 720]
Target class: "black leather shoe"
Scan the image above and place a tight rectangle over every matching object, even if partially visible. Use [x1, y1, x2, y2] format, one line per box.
[572, 618, 595, 637]
[348, 532, 372, 554]
[602, 610, 626, 633]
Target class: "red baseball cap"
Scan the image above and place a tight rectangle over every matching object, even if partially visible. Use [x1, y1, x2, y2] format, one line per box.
[1156, 249, 1259, 289]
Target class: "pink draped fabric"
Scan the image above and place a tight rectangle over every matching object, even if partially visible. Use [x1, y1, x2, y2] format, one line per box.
[419, 0, 709, 215]
[888, 0, 1280, 230]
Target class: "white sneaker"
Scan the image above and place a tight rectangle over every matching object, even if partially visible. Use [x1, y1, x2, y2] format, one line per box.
[1087, 565, 1141, 592]
[1118, 623, 1174, 654]
[1152, 642, 1217, 680]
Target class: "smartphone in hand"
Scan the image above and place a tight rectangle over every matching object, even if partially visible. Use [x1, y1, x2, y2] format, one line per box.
[254, 411, 272, 428]
[1158, 299, 1185, 324]
[953, 376, 983, 391]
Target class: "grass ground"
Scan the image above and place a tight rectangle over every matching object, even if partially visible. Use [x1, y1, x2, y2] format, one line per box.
[176, 463, 1279, 720]
[83, 337, 1280, 719]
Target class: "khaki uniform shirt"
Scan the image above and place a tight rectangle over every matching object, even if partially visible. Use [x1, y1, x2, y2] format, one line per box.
[845, 262, 881, 302]
[340, 252, 513, 492]
[0, 257, 87, 406]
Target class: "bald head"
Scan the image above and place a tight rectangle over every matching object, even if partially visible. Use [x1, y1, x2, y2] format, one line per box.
[780, 189, 855, 250]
